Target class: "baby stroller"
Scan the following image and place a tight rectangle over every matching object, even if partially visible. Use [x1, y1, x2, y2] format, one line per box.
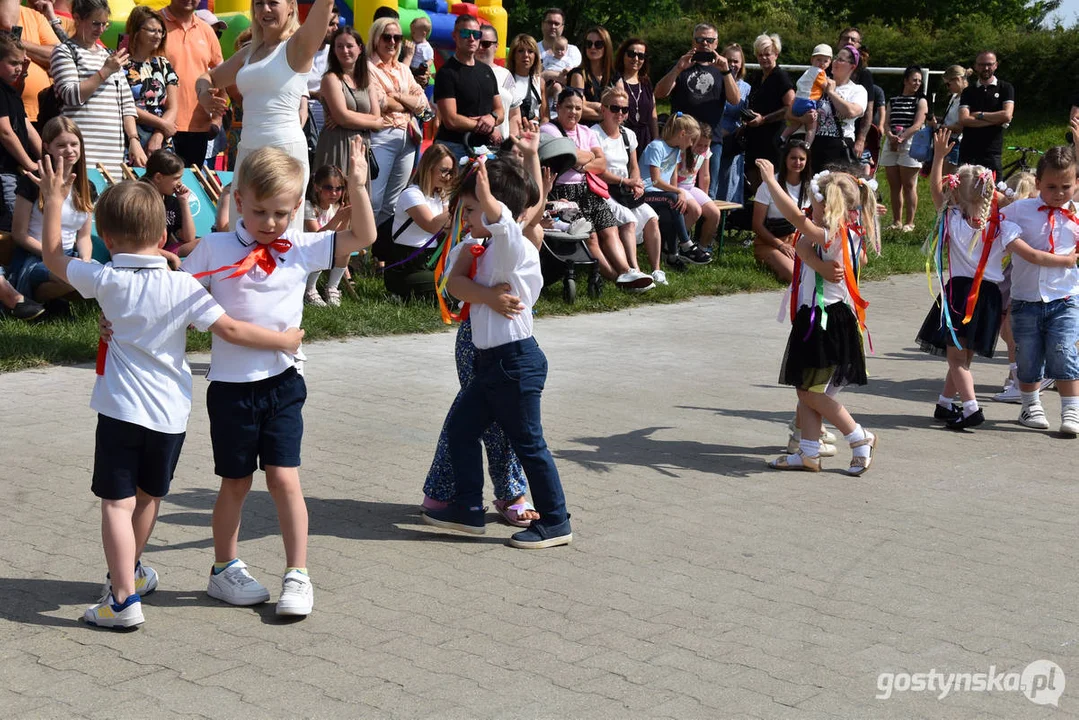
[538, 136, 601, 303]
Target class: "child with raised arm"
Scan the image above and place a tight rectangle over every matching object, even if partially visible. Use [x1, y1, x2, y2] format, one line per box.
[422, 154, 573, 549]
[35, 159, 303, 630]
[915, 128, 1017, 429]
[756, 158, 880, 475]
[999, 146, 1079, 435]
[182, 136, 376, 616]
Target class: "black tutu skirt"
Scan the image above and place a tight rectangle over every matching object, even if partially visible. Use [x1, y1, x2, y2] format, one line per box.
[780, 302, 868, 390]
[915, 276, 1002, 358]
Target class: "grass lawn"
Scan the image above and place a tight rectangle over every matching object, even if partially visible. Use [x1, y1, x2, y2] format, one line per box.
[0, 114, 1067, 373]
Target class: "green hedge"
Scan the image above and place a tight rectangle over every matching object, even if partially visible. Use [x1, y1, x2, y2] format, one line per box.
[634, 13, 1078, 114]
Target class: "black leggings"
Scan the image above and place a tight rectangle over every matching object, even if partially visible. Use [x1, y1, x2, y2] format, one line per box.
[643, 191, 691, 254]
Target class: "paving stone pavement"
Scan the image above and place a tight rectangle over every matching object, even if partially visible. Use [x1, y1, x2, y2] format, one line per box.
[1, 273, 1078, 719]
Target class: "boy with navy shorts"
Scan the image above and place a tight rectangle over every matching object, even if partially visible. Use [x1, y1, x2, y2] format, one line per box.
[422, 156, 573, 549]
[34, 159, 304, 629]
[1000, 146, 1079, 436]
[181, 139, 375, 616]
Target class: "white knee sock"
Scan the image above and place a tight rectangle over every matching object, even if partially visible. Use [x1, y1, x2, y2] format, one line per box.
[305, 271, 320, 293]
[327, 267, 346, 290]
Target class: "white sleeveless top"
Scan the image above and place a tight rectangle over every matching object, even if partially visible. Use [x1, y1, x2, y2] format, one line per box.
[236, 40, 308, 148]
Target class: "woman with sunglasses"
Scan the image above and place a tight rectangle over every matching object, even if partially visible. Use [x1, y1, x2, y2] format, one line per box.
[612, 38, 657, 153]
[51, 0, 147, 175]
[509, 33, 545, 131]
[801, 45, 866, 173]
[567, 26, 614, 124]
[123, 6, 178, 154]
[314, 25, 385, 180]
[751, 138, 811, 282]
[367, 16, 429, 223]
[542, 87, 654, 291]
[195, 0, 337, 231]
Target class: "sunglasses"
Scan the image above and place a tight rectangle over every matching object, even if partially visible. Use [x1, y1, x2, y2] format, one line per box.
[479, 39, 497, 49]
[585, 39, 605, 49]
[321, 184, 345, 192]
[439, 167, 455, 178]
[458, 29, 482, 40]
[89, 20, 110, 29]
[606, 104, 629, 114]
[626, 50, 647, 61]
[695, 36, 717, 44]
[381, 33, 402, 43]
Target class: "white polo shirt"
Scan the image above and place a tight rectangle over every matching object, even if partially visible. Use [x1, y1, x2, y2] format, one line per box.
[66, 253, 225, 434]
[182, 221, 337, 382]
[1001, 198, 1079, 302]
[451, 203, 540, 350]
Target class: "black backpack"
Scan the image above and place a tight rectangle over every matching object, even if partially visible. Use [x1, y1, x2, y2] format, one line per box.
[37, 41, 82, 128]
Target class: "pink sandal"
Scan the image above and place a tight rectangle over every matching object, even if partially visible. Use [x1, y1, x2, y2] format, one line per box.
[493, 499, 537, 527]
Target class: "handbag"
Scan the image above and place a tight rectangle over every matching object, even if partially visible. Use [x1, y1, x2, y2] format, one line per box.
[609, 128, 645, 208]
[908, 125, 933, 163]
[366, 140, 379, 180]
[585, 171, 610, 199]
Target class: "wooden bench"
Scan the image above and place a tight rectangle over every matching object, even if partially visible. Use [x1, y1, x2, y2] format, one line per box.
[711, 200, 742, 254]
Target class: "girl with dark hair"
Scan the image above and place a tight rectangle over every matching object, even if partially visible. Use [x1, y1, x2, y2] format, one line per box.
[314, 25, 384, 176]
[881, 66, 928, 231]
[612, 37, 656, 152]
[303, 163, 351, 306]
[567, 26, 614, 123]
[752, 138, 811, 282]
[140, 149, 197, 256]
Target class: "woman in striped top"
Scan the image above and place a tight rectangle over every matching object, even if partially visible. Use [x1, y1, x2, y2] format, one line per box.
[880, 65, 927, 231]
[50, 0, 145, 177]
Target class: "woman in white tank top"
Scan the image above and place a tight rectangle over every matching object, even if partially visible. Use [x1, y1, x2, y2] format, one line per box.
[194, 0, 335, 231]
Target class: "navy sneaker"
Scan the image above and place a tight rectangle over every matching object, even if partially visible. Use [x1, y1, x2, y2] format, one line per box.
[933, 403, 961, 422]
[509, 518, 573, 549]
[422, 505, 486, 535]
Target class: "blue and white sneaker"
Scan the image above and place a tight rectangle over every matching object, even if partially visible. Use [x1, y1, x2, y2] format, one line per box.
[100, 561, 158, 603]
[422, 505, 486, 535]
[84, 592, 144, 629]
[509, 518, 573, 549]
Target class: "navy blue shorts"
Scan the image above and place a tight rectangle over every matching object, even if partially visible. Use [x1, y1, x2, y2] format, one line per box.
[206, 367, 306, 479]
[91, 415, 185, 500]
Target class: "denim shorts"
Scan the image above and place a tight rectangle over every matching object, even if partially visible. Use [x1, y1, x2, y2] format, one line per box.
[92, 414, 185, 500]
[206, 367, 306, 478]
[1011, 297, 1079, 383]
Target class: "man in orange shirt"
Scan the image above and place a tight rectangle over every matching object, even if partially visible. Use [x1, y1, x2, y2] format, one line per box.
[161, 0, 223, 167]
[0, 1, 59, 124]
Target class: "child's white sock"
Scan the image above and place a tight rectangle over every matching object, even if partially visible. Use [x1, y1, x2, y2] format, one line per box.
[327, 267, 346, 290]
[305, 272, 320, 293]
[844, 424, 872, 458]
[1021, 389, 1041, 408]
[938, 394, 954, 408]
[799, 438, 820, 457]
[1062, 396, 1079, 409]
[962, 399, 979, 417]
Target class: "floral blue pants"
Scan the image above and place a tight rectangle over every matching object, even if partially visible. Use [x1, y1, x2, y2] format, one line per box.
[423, 319, 528, 502]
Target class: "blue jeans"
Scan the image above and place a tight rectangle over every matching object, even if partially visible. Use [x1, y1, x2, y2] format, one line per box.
[0, 172, 16, 232]
[370, 127, 418, 225]
[424, 320, 528, 502]
[446, 337, 568, 526]
[1011, 297, 1079, 383]
[707, 140, 723, 199]
[716, 144, 745, 204]
[440, 140, 470, 163]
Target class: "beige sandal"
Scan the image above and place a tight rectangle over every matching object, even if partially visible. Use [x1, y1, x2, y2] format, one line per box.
[845, 431, 878, 477]
[768, 451, 821, 473]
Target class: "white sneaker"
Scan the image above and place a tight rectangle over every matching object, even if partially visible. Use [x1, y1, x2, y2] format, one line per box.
[100, 561, 158, 603]
[651, 269, 668, 286]
[207, 560, 270, 606]
[84, 592, 144, 629]
[276, 570, 313, 616]
[304, 289, 327, 307]
[993, 382, 1022, 403]
[1061, 406, 1079, 435]
[1019, 404, 1051, 430]
[324, 287, 342, 307]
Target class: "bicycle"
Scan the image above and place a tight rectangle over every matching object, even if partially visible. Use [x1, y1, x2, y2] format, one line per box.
[1001, 145, 1044, 180]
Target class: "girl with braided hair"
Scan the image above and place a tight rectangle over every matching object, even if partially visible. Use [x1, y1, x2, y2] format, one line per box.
[916, 128, 1020, 430]
[756, 157, 880, 476]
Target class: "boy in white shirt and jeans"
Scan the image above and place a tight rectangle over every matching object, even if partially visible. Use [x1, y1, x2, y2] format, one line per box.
[182, 139, 375, 616]
[35, 160, 303, 629]
[1000, 146, 1079, 435]
[422, 157, 573, 549]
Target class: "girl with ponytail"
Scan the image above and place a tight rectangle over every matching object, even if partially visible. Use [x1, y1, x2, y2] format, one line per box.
[754, 156, 879, 476]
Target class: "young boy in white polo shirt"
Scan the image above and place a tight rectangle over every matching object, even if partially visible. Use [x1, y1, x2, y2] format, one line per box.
[35, 159, 304, 630]
[1000, 146, 1079, 435]
[182, 139, 375, 616]
[421, 157, 573, 549]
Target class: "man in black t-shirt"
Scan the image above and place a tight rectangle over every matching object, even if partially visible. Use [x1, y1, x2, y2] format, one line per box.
[958, 51, 1014, 175]
[654, 23, 740, 198]
[434, 14, 502, 160]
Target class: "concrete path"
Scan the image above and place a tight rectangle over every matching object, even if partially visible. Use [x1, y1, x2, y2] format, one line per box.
[1, 274, 1076, 719]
